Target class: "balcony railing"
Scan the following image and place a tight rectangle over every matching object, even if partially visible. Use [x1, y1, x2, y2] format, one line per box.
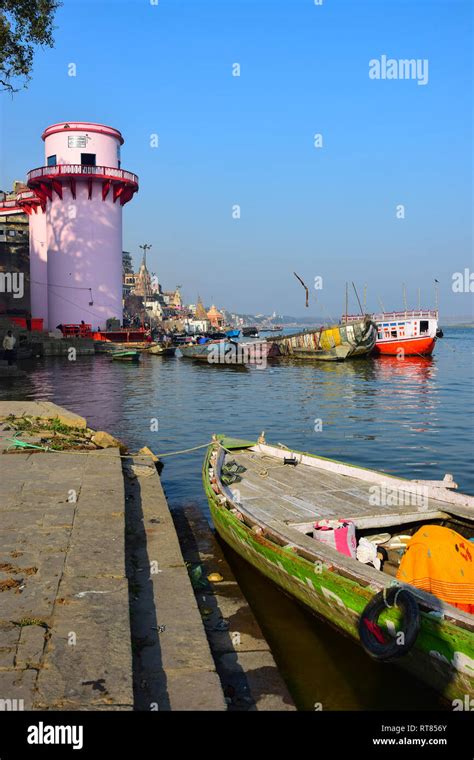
[27, 164, 139, 186]
[343, 310, 438, 323]
[372, 310, 438, 321]
[0, 199, 20, 208]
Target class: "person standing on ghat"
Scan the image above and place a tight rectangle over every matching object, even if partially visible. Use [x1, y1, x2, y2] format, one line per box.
[2, 330, 16, 366]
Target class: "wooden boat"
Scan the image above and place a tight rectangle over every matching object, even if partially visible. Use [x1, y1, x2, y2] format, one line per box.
[144, 343, 176, 356]
[180, 339, 269, 365]
[203, 436, 474, 702]
[225, 329, 241, 339]
[109, 349, 140, 362]
[267, 317, 376, 361]
[242, 326, 259, 338]
[344, 311, 439, 357]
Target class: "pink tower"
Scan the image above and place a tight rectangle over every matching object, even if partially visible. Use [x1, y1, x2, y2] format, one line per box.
[27, 122, 138, 330]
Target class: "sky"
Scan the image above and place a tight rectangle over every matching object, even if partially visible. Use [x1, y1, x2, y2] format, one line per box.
[0, 0, 472, 317]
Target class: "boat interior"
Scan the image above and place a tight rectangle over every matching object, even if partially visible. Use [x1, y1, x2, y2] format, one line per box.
[216, 443, 474, 594]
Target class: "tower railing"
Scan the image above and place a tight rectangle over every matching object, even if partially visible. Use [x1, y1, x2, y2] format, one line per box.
[27, 165, 139, 185]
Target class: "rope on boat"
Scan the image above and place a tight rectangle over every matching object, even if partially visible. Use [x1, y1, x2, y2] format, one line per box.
[157, 442, 214, 457]
[6, 436, 289, 479]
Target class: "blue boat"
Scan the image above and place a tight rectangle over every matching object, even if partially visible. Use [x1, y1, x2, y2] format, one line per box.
[226, 329, 240, 339]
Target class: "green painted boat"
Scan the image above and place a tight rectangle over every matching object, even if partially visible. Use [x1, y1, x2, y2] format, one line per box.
[203, 436, 474, 703]
[109, 349, 140, 362]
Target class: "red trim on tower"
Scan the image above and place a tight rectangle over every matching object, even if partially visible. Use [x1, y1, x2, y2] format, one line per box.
[40, 182, 52, 202]
[34, 187, 47, 204]
[113, 185, 124, 203]
[52, 179, 63, 199]
[26, 164, 138, 206]
[120, 187, 133, 206]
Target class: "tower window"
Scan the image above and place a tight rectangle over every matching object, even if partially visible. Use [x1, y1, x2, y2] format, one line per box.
[81, 153, 96, 166]
[47, 155, 57, 166]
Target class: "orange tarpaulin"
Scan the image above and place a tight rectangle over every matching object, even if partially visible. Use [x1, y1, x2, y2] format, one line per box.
[397, 525, 474, 614]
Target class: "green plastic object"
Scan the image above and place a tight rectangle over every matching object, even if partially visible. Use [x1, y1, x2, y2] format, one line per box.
[6, 437, 49, 451]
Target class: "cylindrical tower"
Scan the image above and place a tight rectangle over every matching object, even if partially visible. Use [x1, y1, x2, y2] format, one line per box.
[17, 191, 48, 325]
[27, 122, 138, 330]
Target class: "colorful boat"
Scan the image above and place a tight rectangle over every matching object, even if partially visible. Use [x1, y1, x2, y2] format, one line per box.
[225, 329, 241, 339]
[345, 310, 439, 357]
[203, 436, 474, 702]
[109, 349, 140, 362]
[267, 317, 377, 361]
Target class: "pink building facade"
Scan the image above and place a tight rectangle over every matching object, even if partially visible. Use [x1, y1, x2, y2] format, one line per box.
[9, 122, 138, 330]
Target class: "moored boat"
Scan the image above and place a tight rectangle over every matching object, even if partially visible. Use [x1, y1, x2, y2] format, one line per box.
[144, 343, 176, 356]
[203, 436, 474, 702]
[180, 338, 269, 365]
[242, 326, 259, 338]
[267, 317, 376, 361]
[108, 349, 140, 362]
[345, 310, 439, 357]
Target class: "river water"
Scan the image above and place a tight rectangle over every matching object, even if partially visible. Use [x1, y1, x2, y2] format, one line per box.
[2, 327, 472, 709]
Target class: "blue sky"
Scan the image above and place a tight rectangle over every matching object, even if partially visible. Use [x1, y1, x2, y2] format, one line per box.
[0, 0, 472, 317]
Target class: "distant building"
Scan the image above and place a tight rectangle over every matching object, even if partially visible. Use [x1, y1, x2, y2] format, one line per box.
[207, 304, 224, 328]
[162, 288, 182, 308]
[0, 186, 30, 317]
[133, 255, 153, 297]
[144, 298, 163, 320]
[186, 317, 210, 334]
[195, 297, 208, 321]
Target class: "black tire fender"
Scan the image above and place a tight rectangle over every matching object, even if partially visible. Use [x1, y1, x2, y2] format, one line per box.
[358, 586, 420, 662]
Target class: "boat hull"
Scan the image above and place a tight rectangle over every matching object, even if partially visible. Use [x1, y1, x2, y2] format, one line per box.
[109, 350, 140, 362]
[203, 442, 474, 703]
[180, 339, 269, 365]
[267, 319, 377, 361]
[145, 344, 176, 356]
[374, 336, 436, 356]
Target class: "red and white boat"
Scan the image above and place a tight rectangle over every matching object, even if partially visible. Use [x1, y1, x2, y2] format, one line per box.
[344, 310, 439, 356]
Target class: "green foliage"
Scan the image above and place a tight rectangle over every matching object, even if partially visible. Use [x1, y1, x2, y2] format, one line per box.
[0, 0, 61, 91]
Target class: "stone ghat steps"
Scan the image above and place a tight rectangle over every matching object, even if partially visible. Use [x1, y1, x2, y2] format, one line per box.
[0, 401, 226, 711]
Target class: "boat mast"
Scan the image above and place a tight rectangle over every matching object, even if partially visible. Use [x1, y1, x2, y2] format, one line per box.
[402, 282, 408, 316]
[352, 282, 364, 316]
[345, 282, 348, 323]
